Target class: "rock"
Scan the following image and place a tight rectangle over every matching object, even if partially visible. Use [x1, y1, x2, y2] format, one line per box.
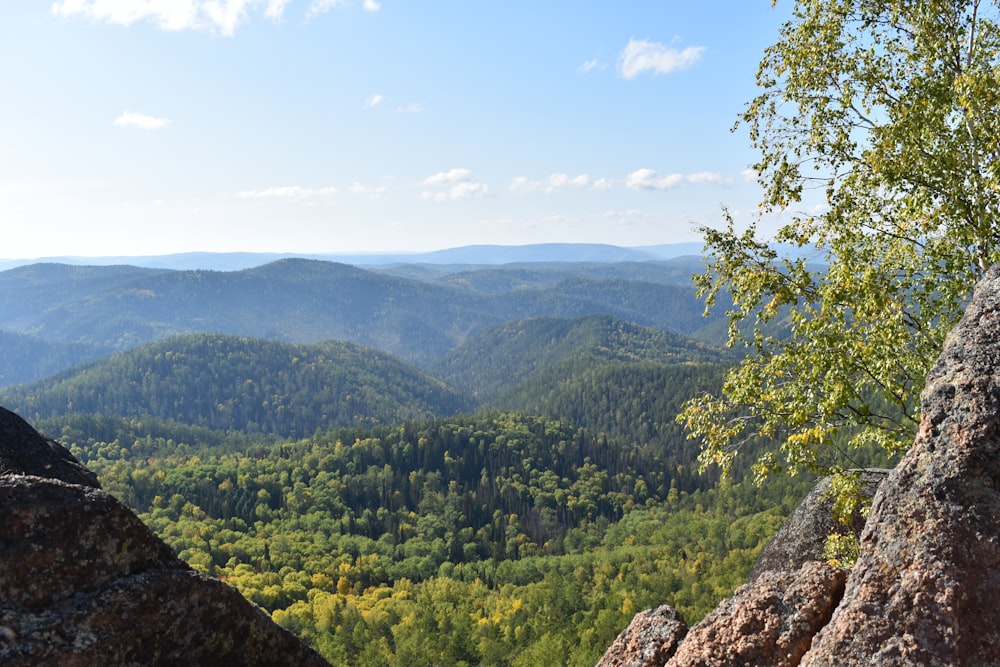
[749, 469, 889, 582]
[0, 406, 99, 487]
[596, 605, 688, 667]
[799, 265, 1000, 666]
[0, 408, 329, 666]
[665, 561, 845, 667]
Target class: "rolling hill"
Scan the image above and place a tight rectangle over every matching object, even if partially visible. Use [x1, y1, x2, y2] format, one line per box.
[0, 258, 725, 383]
[1, 334, 471, 438]
[431, 313, 729, 403]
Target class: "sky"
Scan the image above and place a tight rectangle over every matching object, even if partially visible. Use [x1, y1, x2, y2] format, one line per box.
[0, 1, 794, 259]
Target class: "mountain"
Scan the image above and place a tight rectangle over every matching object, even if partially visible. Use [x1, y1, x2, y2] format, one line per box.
[0, 242, 706, 272]
[2, 334, 470, 438]
[0, 258, 724, 374]
[385, 256, 708, 292]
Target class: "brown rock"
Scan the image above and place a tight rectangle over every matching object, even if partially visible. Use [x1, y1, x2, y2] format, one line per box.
[665, 561, 845, 667]
[0, 408, 329, 666]
[596, 604, 688, 667]
[800, 265, 1000, 666]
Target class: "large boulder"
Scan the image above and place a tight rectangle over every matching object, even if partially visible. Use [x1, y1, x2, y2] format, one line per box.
[0, 407, 329, 666]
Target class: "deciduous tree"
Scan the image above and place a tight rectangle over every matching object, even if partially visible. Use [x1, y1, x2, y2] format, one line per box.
[681, 0, 1000, 486]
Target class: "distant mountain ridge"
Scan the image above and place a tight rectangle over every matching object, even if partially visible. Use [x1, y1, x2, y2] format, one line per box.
[0, 242, 705, 272]
[0, 258, 725, 387]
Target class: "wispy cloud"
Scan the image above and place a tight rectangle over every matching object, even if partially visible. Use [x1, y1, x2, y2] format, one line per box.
[577, 58, 605, 74]
[625, 168, 726, 190]
[421, 169, 490, 201]
[265, 0, 293, 20]
[604, 209, 657, 228]
[237, 185, 338, 199]
[350, 182, 386, 199]
[364, 93, 384, 109]
[363, 0, 380, 11]
[393, 103, 425, 114]
[114, 111, 171, 130]
[306, 0, 349, 19]
[510, 173, 612, 194]
[618, 39, 705, 79]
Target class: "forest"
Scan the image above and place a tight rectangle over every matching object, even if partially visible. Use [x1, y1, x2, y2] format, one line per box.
[0, 257, 826, 664]
[49, 410, 811, 666]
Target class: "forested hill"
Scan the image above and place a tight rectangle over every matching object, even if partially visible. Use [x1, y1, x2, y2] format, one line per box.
[2, 316, 730, 445]
[2, 334, 471, 437]
[0, 257, 724, 384]
[432, 313, 730, 403]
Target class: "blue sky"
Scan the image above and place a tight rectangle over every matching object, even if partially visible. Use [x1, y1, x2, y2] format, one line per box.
[1, 1, 792, 258]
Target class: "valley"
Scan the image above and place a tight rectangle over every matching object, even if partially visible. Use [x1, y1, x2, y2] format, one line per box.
[0, 248, 815, 665]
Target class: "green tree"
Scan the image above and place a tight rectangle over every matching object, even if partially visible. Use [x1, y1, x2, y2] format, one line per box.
[681, 1, 1000, 484]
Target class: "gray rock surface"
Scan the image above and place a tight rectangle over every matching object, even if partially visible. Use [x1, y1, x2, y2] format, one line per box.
[0, 407, 329, 666]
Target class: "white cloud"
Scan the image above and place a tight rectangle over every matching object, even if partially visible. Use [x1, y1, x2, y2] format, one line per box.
[741, 168, 758, 182]
[421, 168, 489, 201]
[237, 185, 338, 199]
[577, 58, 604, 74]
[510, 173, 612, 194]
[423, 168, 472, 186]
[53, 0, 366, 34]
[618, 39, 705, 79]
[264, 0, 292, 20]
[686, 171, 725, 185]
[364, 93, 384, 109]
[626, 168, 726, 190]
[509, 176, 540, 194]
[114, 111, 171, 130]
[53, 0, 253, 36]
[545, 173, 590, 193]
[306, 0, 348, 19]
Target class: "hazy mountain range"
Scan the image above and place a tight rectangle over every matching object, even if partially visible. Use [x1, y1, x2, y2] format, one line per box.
[0, 242, 706, 272]
[0, 250, 727, 388]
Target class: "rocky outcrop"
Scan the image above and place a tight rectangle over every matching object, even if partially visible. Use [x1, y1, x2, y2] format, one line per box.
[0, 407, 329, 666]
[799, 265, 1000, 666]
[600, 265, 1000, 666]
[596, 605, 688, 667]
[0, 407, 98, 487]
[748, 469, 888, 582]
